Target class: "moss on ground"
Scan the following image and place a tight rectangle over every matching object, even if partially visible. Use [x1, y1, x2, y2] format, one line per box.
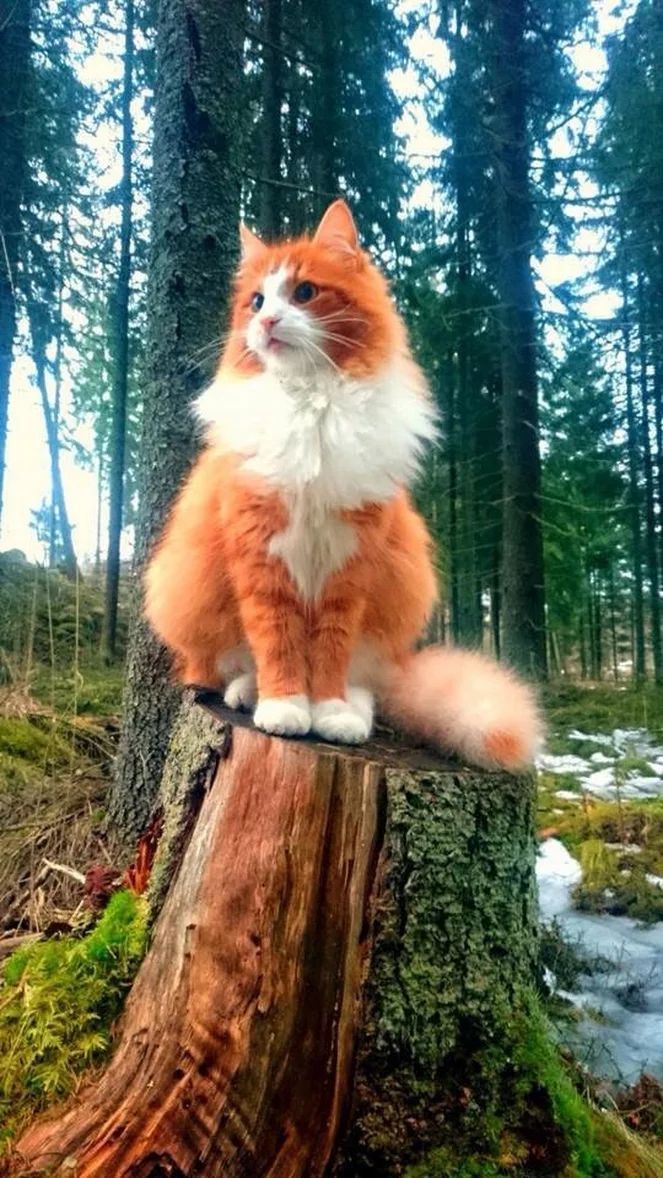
[536, 784, 663, 923]
[0, 889, 148, 1153]
[542, 684, 663, 744]
[0, 714, 73, 793]
[537, 683, 663, 922]
[29, 663, 125, 716]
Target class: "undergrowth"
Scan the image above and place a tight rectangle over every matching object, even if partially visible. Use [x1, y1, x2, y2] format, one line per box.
[542, 684, 663, 744]
[0, 708, 114, 921]
[0, 889, 147, 1153]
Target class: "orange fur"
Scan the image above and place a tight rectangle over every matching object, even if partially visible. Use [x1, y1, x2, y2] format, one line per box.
[145, 202, 541, 769]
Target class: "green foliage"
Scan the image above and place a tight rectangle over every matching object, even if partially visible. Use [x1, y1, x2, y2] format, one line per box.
[541, 338, 628, 676]
[404, 993, 663, 1176]
[576, 838, 620, 895]
[0, 553, 129, 673]
[0, 713, 72, 795]
[539, 919, 609, 993]
[30, 664, 125, 716]
[406, 1152, 505, 1177]
[513, 1003, 603, 1176]
[542, 684, 663, 741]
[0, 890, 147, 1151]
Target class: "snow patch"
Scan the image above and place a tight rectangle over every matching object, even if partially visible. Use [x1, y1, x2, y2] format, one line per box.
[537, 838, 663, 1083]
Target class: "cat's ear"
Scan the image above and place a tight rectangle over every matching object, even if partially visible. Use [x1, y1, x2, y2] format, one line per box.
[313, 200, 359, 261]
[239, 222, 267, 264]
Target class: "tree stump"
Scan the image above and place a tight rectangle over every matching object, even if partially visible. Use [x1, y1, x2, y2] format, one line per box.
[14, 693, 538, 1177]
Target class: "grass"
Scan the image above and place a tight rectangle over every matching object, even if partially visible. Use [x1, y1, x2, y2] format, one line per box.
[542, 683, 663, 747]
[537, 683, 663, 923]
[0, 699, 117, 927]
[30, 662, 125, 717]
[539, 919, 611, 992]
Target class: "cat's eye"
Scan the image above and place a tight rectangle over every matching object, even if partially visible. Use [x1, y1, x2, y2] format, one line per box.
[250, 291, 264, 312]
[293, 281, 318, 304]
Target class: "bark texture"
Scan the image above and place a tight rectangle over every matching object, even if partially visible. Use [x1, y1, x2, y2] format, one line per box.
[487, 0, 547, 677]
[109, 0, 246, 841]
[0, 0, 31, 531]
[16, 701, 537, 1177]
[28, 310, 78, 579]
[258, 0, 284, 237]
[619, 252, 646, 681]
[102, 0, 135, 662]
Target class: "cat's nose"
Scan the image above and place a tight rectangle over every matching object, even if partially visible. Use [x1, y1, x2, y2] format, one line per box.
[260, 315, 281, 332]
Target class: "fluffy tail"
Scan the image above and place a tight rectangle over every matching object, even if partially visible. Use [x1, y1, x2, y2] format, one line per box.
[376, 646, 542, 772]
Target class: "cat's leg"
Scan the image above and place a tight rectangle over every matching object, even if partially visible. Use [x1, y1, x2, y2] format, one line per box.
[218, 645, 257, 711]
[308, 585, 372, 745]
[305, 506, 390, 745]
[220, 486, 313, 736]
[234, 576, 311, 737]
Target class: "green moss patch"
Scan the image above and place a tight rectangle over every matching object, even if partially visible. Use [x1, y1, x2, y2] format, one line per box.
[0, 714, 72, 794]
[536, 795, 663, 923]
[542, 684, 663, 743]
[402, 995, 662, 1176]
[0, 889, 147, 1152]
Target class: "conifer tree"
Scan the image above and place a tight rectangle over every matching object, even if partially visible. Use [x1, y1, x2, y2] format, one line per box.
[0, 0, 31, 532]
[109, 0, 247, 839]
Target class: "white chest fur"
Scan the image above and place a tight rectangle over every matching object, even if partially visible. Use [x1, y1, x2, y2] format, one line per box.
[196, 357, 437, 597]
[268, 496, 356, 600]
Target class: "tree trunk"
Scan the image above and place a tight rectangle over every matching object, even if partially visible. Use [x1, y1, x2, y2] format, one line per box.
[109, 0, 247, 843]
[445, 349, 460, 640]
[487, 0, 547, 678]
[490, 544, 501, 658]
[15, 697, 537, 1176]
[284, 51, 305, 233]
[310, 2, 338, 217]
[637, 273, 662, 684]
[451, 6, 482, 649]
[49, 215, 67, 569]
[609, 562, 619, 682]
[101, 0, 135, 663]
[258, 0, 284, 237]
[654, 354, 663, 569]
[0, 0, 31, 532]
[619, 254, 646, 681]
[94, 453, 103, 575]
[28, 313, 78, 580]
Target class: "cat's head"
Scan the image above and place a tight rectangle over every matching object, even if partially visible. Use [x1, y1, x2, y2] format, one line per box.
[222, 201, 405, 378]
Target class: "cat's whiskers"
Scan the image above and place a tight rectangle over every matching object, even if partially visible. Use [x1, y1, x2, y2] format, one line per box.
[184, 329, 246, 374]
[315, 311, 366, 328]
[320, 330, 368, 350]
[301, 336, 342, 375]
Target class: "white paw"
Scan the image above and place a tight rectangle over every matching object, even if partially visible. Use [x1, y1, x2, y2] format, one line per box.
[311, 697, 372, 745]
[253, 695, 311, 737]
[347, 686, 374, 728]
[224, 671, 258, 711]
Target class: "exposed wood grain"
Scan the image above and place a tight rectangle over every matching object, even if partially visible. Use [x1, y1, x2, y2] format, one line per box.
[13, 701, 537, 1177]
[15, 724, 385, 1176]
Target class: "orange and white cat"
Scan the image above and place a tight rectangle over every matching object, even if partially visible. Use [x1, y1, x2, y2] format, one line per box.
[145, 200, 541, 770]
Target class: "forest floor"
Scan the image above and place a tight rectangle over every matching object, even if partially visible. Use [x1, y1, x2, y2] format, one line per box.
[536, 682, 663, 1104]
[0, 664, 125, 940]
[0, 667, 662, 1161]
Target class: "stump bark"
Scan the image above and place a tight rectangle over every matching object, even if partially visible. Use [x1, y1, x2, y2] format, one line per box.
[14, 694, 538, 1177]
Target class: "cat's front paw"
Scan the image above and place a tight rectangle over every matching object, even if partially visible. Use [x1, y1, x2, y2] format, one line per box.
[224, 671, 258, 711]
[311, 694, 373, 745]
[253, 695, 311, 737]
